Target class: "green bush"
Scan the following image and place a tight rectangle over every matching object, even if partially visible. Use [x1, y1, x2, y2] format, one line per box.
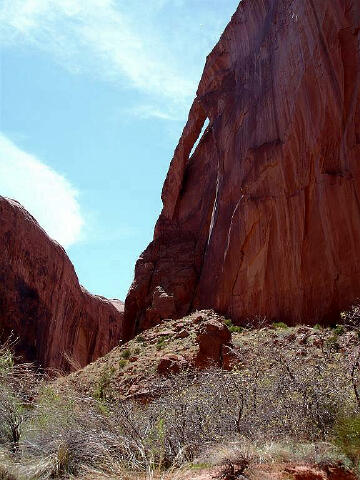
[156, 336, 170, 351]
[229, 326, 243, 334]
[222, 318, 243, 334]
[332, 325, 345, 336]
[326, 335, 340, 352]
[223, 319, 243, 333]
[93, 367, 114, 400]
[121, 349, 131, 359]
[119, 359, 127, 369]
[334, 415, 360, 466]
[272, 322, 288, 330]
[189, 462, 212, 470]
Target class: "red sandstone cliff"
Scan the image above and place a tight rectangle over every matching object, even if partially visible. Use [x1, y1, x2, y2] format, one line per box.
[125, 0, 360, 336]
[0, 196, 124, 370]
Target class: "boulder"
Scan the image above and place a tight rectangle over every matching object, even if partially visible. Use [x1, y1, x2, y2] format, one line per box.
[157, 353, 188, 375]
[195, 318, 231, 368]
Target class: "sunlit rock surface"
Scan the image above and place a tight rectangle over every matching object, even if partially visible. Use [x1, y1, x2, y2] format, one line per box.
[125, 0, 360, 336]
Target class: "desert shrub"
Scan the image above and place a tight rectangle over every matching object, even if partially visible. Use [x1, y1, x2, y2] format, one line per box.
[121, 349, 131, 360]
[229, 325, 243, 334]
[23, 392, 119, 476]
[118, 363, 345, 468]
[156, 337, 169, 351]
[223, 319, 242, 333]
[73, 328, 356, 472]
[135, 335, 356, 466]
[332, 325, 345, 336]
[325, 335, 340, 352]
[119, 359, 127, 369]
[0, 344, 40, 454]
[272, 322, 288, 329]
[334, 415, 360, 467]
[93, 367, 114, 400]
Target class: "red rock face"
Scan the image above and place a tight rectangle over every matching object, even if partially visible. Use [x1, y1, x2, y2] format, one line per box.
[125, 0, 360, 335]
[0, 196, 124, 371]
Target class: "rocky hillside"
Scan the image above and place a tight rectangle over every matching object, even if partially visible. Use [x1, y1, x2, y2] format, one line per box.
[124, 0, 360, 337]
[0, 196, 124, 370]
[49, 308, 360, 480]
[57, 310, 233, 399]
[59, 308, 360, 404]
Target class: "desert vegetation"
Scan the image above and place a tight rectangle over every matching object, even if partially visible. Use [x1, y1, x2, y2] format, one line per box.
[1, 308, 360, 478]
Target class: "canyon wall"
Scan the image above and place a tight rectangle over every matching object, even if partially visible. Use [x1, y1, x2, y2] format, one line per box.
[0, 196, 124, 370]
[125, 0, 360, 336]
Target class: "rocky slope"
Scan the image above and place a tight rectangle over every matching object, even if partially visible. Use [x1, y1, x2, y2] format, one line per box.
[59, 309, 360, 403]
[0, 196, 124, 370]
[56, 310, 359, 479]
[125, 0, 360, 336]
[58, 310, 233, 400]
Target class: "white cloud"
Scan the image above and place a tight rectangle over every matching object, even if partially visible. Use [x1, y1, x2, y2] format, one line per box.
[0, 0, 237, 118]
[0, 133, 84, 248]
[130, 105, 176, 121]
[0, 0, 195, 107]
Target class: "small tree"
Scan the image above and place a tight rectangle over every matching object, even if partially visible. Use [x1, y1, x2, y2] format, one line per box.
[0, 342, 39, 454]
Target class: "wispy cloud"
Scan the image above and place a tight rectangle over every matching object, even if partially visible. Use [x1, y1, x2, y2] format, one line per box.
[129, 105, 175, 121]
[0, 0, 236, 118]
[0, 0, 193, 106]
[0, 133, 84, 248]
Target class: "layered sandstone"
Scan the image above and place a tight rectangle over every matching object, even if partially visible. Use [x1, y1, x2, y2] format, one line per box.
[125, 0, 360, 336]
[0, 196, 124, 370]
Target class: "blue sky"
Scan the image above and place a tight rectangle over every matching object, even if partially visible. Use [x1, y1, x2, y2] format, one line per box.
[0, 0, 239, 300]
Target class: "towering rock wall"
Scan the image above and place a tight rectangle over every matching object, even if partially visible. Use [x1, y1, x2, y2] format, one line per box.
[125, 0, 360, 336]
[0, 196, 124, 370]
